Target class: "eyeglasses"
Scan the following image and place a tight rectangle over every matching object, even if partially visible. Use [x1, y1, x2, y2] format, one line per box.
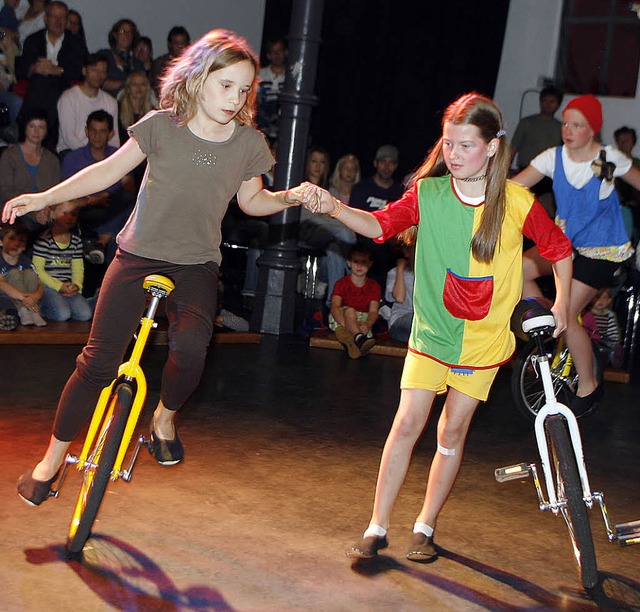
[118, 29, 134, 35]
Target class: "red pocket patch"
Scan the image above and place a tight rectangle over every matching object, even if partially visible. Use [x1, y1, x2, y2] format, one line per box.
[443, 269, 493, 321]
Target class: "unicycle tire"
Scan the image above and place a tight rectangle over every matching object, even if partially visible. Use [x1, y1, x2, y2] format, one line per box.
[546, 415, 599, 589]
[511, 337, 603, 422]
[66, 382, 134, 556]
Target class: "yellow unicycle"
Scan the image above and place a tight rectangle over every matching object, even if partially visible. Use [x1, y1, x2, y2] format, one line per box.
[52, 274, 175, 557]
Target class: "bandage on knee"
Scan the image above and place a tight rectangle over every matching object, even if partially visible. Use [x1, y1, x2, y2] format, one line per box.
[437, 443, 456, 456]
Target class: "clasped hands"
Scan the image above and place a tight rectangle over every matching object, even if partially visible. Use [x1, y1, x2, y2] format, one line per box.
[285, 182, 337, 215]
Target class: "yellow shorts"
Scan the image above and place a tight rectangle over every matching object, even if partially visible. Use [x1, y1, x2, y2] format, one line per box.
[400, 350, 499, 401]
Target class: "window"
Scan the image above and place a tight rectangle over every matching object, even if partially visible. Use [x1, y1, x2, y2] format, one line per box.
[556, 0, 640, 97]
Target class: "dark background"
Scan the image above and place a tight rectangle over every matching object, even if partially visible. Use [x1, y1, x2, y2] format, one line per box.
[262, 0, 512, 179]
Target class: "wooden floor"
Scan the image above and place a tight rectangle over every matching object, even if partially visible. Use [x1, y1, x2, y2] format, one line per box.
[0, 320, 261, 346]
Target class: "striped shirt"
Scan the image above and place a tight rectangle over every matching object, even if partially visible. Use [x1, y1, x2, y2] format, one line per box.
[32, 232, 84, 290]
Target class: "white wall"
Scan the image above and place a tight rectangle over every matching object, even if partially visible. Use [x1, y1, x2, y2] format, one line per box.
[57, 0, 266, 61]
[494, 0, 640, 151]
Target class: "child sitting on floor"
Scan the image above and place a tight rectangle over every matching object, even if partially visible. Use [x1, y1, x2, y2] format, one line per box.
[329, 245, 381, 358]
[0, 220, 47, 329]
[32, 200, 93, 322]
[582, 287, 624, 368]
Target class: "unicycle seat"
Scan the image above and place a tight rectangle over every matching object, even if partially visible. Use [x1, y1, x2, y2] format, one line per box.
[511, 298, 556, 341]
[143, 274, 175, 298]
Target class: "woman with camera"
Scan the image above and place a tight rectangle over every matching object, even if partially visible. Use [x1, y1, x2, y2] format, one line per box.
[513, 94, 640, 414]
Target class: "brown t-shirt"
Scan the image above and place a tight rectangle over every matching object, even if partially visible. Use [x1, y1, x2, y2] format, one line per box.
[117, 110, 274, 265]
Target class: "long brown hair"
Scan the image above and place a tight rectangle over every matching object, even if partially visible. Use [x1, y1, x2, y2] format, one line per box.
[403, 92, 510, 263]
[159, 29, 259, 127]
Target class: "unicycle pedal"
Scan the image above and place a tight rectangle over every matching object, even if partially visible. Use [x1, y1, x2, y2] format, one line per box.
[495, 462, 533, 482]
[615, 520, 640, 546]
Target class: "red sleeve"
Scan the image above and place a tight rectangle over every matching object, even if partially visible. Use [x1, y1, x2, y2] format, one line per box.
[522, 199, 573, 263]
[371, 184, 420, 243]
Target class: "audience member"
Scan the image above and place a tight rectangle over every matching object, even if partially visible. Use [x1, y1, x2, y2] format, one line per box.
[330, 153, 361, 205]
[134, 36, 153, 75]
[61, 109, 135, 271]
[17, 0, 47, 44]
[32, 199, 93, 321]
[56, 53, 119, 154]
[257, 36, 287, 139]
[149, 25, 189, 97]
[582, 287, 624, 368]
[614, 125, 640, 241]
[0, 218, 46, 327]
[350, 144, 405, 284]
[15, 1, 86, 150]
[329, 244, 380, 359]
[511, 85, 564, 171]
[97, 18, 143, 98]
[514, 94, 640, 413]
[0, 107, 60, 233]
[66, 8, 85, 47]
[0, 0, 20, 45]
[298, 146, 357, 302]
[117, 70, 154, 144]
[0, 27, 21, 131]
[383, 243, 414, 343]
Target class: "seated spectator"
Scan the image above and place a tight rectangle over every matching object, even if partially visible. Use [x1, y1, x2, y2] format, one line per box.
[17, 0, 47, 44]
[56, 52, 119, 155]
[298, 146, 357, 303]
[66, 8, 85, 48]
[32, 199, 93, 321]
[117, 70, 155, 145]
[0, 0, 21, 45]
[97, 18, 144, 98]
[329, 153, 361, 205]
[257, 36, 287, 139]
[15, 1, 86, 150]
[350, 144, 405, 286]
[0, 27, 21, 133]
[150, 25, 190, 98]
[329, 245, 381, 359]
[582, 287, 624, 369]
[0, 107, 60, 233]
[614, 125, 640, 241]
[61, 109, 135, 272]
[0, 219, 46, 328]
[133, 35, 153, 75]
[383, 242, 414, 343]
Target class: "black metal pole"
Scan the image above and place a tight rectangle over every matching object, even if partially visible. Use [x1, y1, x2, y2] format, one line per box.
[250, 0, 324, 335]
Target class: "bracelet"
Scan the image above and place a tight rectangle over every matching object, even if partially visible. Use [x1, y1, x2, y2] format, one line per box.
[329, 198, 343, 218]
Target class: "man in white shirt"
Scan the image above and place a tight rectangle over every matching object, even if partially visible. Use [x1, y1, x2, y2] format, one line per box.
[57, 53, 119, 154]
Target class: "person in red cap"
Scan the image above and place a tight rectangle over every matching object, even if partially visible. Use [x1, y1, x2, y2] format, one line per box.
[514, 93, 640, 414]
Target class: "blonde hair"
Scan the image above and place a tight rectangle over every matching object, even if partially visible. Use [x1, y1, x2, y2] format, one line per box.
[159, 29, 259, 127]
[402, 92, 510, 262]
[119, 71, 155, 130]
[329, 154, 361, 191]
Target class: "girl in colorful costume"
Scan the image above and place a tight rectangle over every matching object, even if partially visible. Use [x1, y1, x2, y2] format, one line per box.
[302, 93, 573, 562]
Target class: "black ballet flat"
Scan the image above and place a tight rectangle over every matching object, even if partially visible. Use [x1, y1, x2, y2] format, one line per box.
[149, 423, 184, 466]
[17, 469, 59, 506]
[570, 384, 604, 418]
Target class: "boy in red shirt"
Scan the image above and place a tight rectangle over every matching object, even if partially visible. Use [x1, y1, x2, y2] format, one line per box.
[329, 245, 381, 358]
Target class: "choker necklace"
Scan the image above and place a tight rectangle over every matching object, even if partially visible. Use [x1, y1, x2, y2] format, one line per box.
[457, 174, 487, 183]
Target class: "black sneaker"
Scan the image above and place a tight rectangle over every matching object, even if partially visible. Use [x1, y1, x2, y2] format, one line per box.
[17, 469, 59, 506]
[346, 534, 389, 559]
[149, 424, 184, 465]
[355, 333, 376, 356]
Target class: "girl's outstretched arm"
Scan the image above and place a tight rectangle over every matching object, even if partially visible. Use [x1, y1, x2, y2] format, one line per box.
[2, 138, 147, 224]
[236, 176, 312, 215]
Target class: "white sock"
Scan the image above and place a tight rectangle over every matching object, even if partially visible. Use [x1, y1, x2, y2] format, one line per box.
[413, 521, 434, 537]
[364, 524, 387, 538]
